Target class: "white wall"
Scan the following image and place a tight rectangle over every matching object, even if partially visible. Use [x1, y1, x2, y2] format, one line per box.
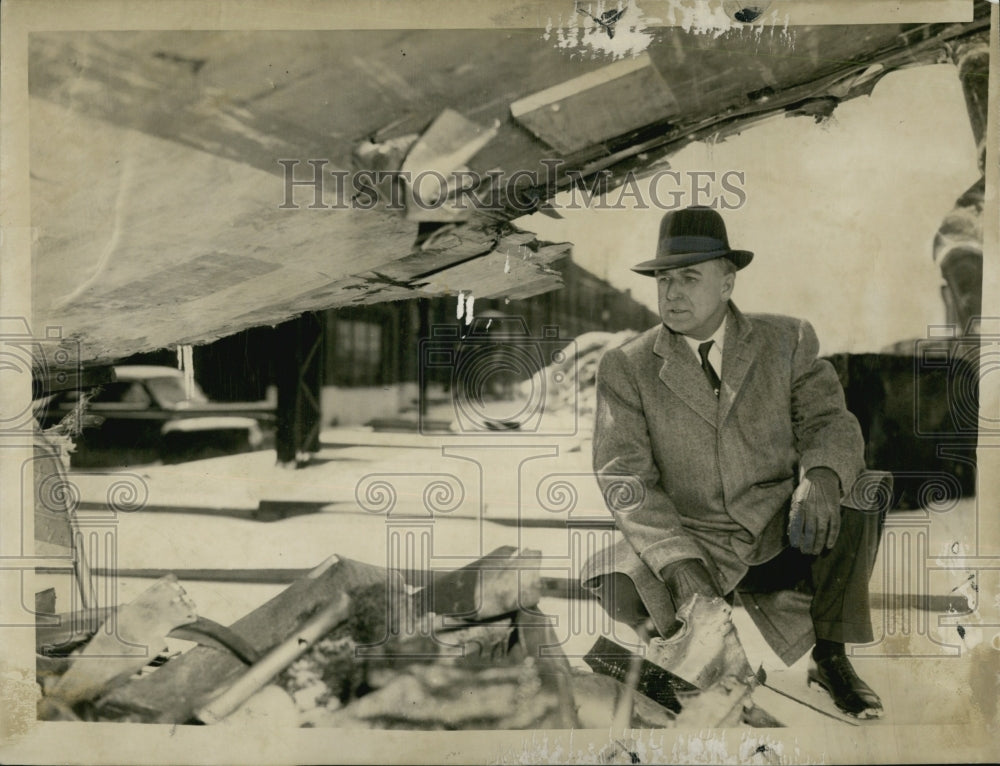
[321, 382, 420, 427]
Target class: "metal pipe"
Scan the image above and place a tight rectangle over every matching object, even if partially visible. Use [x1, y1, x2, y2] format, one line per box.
[193, 592, 351, 724]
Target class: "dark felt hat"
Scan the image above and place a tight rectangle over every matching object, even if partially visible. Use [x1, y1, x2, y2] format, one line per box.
[632, 206, 753, 275]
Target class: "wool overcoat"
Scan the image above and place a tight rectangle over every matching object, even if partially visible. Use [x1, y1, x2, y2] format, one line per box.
[581, 302, 871, 664]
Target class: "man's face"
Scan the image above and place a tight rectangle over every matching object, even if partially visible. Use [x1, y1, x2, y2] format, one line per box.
[656, 259, 735, 339]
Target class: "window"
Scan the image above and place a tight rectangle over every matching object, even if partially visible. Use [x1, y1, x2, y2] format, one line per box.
[327, 319, 383, 386]
[146, 376, 207, 406]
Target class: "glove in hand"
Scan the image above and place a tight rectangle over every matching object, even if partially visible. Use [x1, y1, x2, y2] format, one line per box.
[659, 559, 721, 609]
[789, 467, 842, 555]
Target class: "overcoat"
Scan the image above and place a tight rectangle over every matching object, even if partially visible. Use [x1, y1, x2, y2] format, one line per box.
[581, 302, 873, 664]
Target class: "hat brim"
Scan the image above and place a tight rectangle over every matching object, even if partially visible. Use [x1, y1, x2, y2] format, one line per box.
[631, 249, 753, 276]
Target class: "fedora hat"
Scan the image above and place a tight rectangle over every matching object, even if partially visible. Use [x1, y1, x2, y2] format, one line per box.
[632, 206, 753, 275]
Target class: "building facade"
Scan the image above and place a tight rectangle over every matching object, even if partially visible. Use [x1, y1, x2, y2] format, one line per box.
[321, 255, 658, 426]
[124, 255, 657, 429]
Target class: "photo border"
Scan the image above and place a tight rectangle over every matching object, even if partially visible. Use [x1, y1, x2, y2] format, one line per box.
[1, 1, 997, 763]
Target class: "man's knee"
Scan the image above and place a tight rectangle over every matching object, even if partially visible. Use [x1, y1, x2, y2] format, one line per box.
[838, 503, 885, 545]
[841, 470, 893, 527]
[591, 573, 651, 628]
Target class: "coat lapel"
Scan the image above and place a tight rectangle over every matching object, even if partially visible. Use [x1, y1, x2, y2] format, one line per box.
[653, 325, 719, 427]
[718, 304, 758, 423]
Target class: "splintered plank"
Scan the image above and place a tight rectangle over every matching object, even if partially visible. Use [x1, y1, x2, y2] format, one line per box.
[41, 576, 197, 716]
[96, 556, 392, 723]
[750, 684, 845, 728]
[762, 671, 863, 726]
[416, 248, 564, 301]
[410, 546, 543, 620]
[249, 228, 569, 318]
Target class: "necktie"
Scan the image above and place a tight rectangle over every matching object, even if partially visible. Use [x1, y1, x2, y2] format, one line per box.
[698, 340, 721, 398]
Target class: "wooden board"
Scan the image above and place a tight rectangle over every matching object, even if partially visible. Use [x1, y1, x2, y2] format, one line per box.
[96, 556, 392, 723]
[763, 671, 869, 726]
[750, 684, 847, 728]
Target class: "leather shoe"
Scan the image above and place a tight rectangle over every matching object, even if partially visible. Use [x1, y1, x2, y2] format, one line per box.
[807, 653, 884, 719]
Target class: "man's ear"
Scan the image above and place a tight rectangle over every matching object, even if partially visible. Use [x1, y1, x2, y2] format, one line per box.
[721, 272, 735, 299]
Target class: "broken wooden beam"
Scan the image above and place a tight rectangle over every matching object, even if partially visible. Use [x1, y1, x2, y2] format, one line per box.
[194, 593, 352, 724]
[410, 545, 543, 620]
[95, 557, 393, 723]
[38, 576, 197, 720]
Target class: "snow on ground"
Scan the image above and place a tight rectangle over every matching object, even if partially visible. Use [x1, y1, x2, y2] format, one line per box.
[45, 429, 991, 728]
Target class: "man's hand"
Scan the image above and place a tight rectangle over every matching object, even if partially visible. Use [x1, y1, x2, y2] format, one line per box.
[789, 467, 842, 555]
[659, 559, 721, 609]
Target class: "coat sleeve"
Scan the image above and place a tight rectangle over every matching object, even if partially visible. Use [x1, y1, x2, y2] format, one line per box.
[593, 347, 707, 578]
[790, 319, 866, 493]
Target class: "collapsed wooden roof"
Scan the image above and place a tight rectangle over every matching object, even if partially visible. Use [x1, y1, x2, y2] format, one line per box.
[28, 5, 990, 366]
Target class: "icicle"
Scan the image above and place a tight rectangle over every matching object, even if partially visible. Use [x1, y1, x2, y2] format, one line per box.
[504, 254, 511, 274]
[179, 344, 195, 401]
[464, 294, 475, 326]
[456, 291, 466, 320]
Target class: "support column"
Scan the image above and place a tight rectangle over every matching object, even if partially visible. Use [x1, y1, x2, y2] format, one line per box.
[274, 313, 323, 466]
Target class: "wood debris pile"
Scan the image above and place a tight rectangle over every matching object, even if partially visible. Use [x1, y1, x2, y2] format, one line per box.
[35, 550, 774, 730]
[272, 572, 568, 730]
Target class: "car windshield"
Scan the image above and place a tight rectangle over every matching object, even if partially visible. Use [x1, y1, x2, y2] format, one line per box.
[144, 375, 208, 406]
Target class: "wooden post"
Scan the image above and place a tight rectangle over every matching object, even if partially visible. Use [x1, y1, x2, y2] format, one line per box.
[274, 313, 323, 465]
[417, 299, 430, 419]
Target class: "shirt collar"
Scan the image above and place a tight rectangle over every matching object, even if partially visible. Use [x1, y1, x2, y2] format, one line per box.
[682, 314, 727, 357]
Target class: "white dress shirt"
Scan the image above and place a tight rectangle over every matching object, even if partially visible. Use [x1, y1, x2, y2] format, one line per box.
[683, 317, 726, 383]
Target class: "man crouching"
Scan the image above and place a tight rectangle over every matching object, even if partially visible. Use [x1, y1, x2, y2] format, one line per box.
[582, 205, 887, 719]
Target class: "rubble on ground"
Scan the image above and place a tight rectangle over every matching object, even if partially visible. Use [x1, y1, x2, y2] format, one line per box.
[36, 550, 771, 730]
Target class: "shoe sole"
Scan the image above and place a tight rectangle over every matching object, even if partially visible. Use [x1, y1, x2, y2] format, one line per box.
[807, 677, 884, 720]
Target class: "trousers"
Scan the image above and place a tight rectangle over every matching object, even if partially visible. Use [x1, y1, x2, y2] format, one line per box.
[592, 504, 886, 658]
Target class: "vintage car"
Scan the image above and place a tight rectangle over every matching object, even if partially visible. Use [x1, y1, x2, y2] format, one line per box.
[36, 365, 275, 467]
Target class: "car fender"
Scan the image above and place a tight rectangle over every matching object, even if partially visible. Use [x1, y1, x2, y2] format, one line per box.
[160, 416, 263, 446]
